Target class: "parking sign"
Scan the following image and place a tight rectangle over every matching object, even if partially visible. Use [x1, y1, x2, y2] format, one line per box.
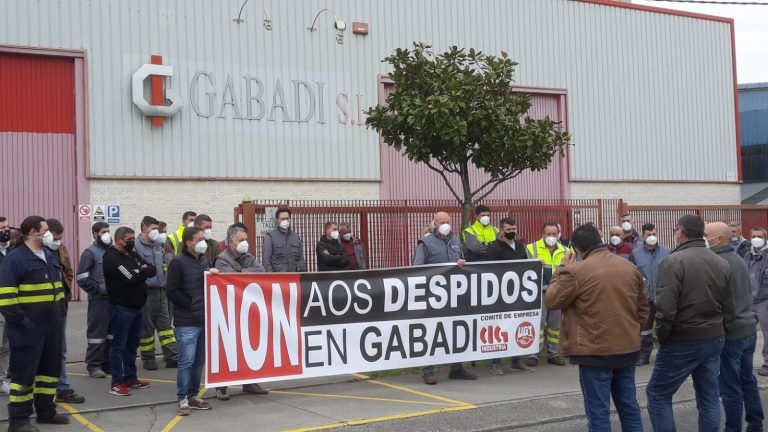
[107, 205, 121, 224]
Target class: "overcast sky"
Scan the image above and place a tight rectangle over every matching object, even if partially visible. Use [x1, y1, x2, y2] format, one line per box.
[633, 0, 768, 84]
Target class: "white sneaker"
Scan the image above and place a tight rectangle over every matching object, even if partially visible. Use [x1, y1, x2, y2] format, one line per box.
[177, 397, 190, 416]
[0, 382, 10, 395]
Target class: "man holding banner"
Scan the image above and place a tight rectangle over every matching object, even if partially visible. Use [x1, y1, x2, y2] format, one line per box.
[412, 211, 477, 385]
[544, 224, 648, 431]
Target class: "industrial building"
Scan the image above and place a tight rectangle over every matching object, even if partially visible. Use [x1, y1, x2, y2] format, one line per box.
[740, 83, 768, 204]
[1, 0, 741, 256]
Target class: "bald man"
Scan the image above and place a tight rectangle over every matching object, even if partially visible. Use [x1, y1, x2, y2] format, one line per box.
[705, 222, 763, 431]
[608, 226, 633, 259]
[412, 212, 475, 385]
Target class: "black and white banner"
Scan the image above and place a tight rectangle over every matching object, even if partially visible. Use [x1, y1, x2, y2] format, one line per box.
[205, 260, 542, 386]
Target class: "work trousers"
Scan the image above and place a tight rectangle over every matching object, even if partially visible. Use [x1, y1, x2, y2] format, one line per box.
[139, 287, 178, 363]
[85, 297, 111, 372]
[530, 291, 560, 360]
[6, 305, 63, 427]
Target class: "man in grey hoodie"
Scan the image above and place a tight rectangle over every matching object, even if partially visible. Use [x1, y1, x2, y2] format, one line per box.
[706, 222, 763, 432]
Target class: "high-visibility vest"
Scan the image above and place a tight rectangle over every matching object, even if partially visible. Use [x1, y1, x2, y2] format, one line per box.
[462, 221, 499, 244]
[527, 239, 568, 285]
[168, 225, 186, 255]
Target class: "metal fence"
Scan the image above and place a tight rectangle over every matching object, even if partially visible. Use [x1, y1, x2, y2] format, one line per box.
[235, 199, 621, 272]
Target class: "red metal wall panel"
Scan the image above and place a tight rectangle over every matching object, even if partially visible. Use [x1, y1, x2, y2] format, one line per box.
[0, 53, 75, 133]
[1, 132, 77, 247]
[379, 92, 568, 201]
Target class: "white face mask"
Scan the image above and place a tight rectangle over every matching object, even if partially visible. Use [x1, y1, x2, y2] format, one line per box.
[148, 229, 160, 242]
[544, 236, 558, 247]
[279, 220, 290, 230]
[194, 240, 208, 254]
[752, 237, 766, 250]
[621, 222, 632, 232]
[609, 236, 622, 247]
[43, 233, 60, 250]
[479, 216, 491, 226]
[330, 230, 340, 240]
[645, 235, 658, 247]
[438, 223, 451, 236]
[157, 232, 167, 243]
[100, 232, 112, 245]
[187, 222, 195, 228]
[342, 233, 352, 241]
[704, 237, 711, 249]
[236, 240, 249, 254]
[203, 229, 212, 240]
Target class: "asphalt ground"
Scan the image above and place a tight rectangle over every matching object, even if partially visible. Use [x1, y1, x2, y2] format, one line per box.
[1, 301, 765, 432]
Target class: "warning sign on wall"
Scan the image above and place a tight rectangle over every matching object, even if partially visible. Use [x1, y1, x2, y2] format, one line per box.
[78, 205, 92, 222]
[92, 205, 106, 222]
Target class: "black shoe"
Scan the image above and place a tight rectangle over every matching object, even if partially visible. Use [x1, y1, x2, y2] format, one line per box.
[8, 424, 39, 432]
[423, 374, 437, 385]
[547, 356, 567, 366]
[55, 389, 86, 403]
[36, 414, 70, 425]
[165, 360, 178, 368]
[143, 361, 158, 371]
[448, 367, 477, 380]
[636, 359, 650, 366]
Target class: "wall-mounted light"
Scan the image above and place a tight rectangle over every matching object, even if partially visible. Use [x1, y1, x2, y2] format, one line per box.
[307, 9, 346, 44]
[233, 0, 272, 30]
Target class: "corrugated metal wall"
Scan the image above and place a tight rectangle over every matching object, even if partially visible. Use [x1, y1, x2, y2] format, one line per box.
[0, 54, 77, 257]
[0, 0, 737, 182]
[739, 85, 768, 147]
[380, 92, 568, 200]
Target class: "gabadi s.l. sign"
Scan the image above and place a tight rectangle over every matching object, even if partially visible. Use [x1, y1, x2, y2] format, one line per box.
[204, 260, 543, 387]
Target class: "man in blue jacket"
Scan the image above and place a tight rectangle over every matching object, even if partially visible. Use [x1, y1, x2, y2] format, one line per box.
[745, 226, 768, 376]
[629, 223, 670, 366]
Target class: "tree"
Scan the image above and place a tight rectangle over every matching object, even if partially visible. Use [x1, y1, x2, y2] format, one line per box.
[365, 43, 571, 232]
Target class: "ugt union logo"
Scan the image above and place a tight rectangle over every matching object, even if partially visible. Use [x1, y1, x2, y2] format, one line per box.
[131, 55, 183, 126]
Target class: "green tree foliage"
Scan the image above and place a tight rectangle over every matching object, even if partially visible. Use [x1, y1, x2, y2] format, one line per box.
[366, 43, 571, 230]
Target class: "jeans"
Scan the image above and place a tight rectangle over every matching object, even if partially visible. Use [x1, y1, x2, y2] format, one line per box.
[646, 336, 724, 432]
[720, 334, 764, 432]
[578, 365, 642, 432]
[57, 308, 69, 392]
[108, 304, 143, 386]
[176, 326, 205, 400]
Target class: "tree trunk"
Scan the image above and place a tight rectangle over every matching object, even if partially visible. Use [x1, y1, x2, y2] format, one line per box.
[459, 162, 474, 245]
[460, 199, 473, 246]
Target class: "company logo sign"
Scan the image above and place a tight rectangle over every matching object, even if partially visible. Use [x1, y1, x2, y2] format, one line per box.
[131, 55, 183, 126]
[479, 324, 509, 353]
[515, 321, 536, 349]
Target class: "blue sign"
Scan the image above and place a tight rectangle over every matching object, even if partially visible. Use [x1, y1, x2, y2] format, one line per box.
[107, 205, 121, 224]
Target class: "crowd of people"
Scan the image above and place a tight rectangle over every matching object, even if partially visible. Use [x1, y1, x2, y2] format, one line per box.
[0, 207, 766, 431]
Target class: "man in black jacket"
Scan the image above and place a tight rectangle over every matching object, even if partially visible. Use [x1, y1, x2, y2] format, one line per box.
[166, 227, 218, 415]
[103, 227, 156, 397]
[706, 222, 763, 432]
[487, 218, 533, 375]
[646, 215, 734, 431]
[316, 222, 348, 272]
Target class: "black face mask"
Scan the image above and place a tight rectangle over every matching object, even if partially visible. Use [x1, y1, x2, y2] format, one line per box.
[124, 240, 135, 252]
[503, 231, 516, 240]
[0, 230, 10, 243]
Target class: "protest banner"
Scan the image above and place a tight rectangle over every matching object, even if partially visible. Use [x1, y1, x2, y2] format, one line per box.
[205, 260, 542, 386]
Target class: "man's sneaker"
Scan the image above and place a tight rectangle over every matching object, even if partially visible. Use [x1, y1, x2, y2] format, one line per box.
[636, 358, 650, 367]
[423, 374, 437, 385]
[165, 360, 178, 368]
[526, 357, 539, 367]
[177, 397, 190, 416]
[127, 379, 151, 390]
[759, 365, 768, 377]
[89, 369, 106, 379]
[490, 363, 504, 375]
[7, 423, 39, 432]
[547, 356, 567, 366]
[242, 383, 268, 395]
[142, 361, 158, 371]
[0, 381, 10, 395]
[36, 414, 70, 425]
[216, 387, 230, 401]
[109, 383, 131, 396]
[449, 367, 477, 380]
[188, 396, 212, 410]
[510, 360, 534, 372]
[55, 389, 86, 403]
